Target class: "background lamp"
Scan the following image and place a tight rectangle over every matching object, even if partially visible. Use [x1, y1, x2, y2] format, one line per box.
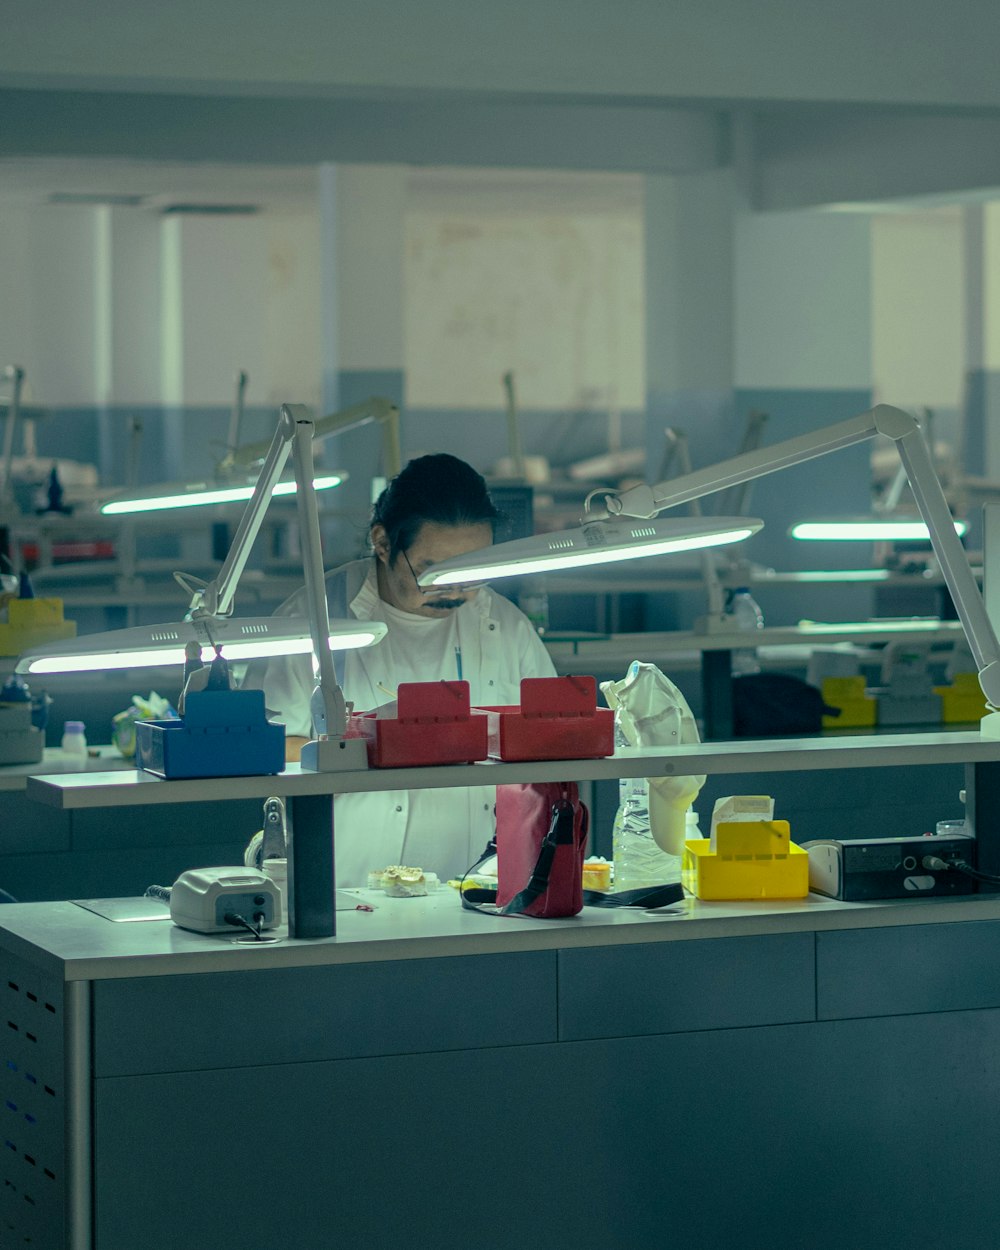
[224, 395, 401, 480]
[791, 518, 968, 542]
[100, 472, 346, 515]
[96, 395, 394, 516]
[605, 404, 1000, 714]
[419, 515, 762, 586]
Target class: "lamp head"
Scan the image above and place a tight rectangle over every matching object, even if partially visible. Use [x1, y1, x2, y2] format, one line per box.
[417, 515, 762, 587]
[99, 472, 346, 516]
[16, 616, 386, 676]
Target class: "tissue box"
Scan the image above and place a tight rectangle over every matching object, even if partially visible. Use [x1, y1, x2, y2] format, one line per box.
[683, 820, 808, 900]
[348, 681, 488, 768]
[476, 675, 613, 761]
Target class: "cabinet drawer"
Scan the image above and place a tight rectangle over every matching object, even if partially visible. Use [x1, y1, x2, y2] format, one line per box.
[559, 932, 815, 1040]
[93, 950, 556, 1075]
[818, 919, 1000, 1019]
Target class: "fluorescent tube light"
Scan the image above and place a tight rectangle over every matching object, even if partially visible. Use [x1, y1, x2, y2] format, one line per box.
[791, 518, 967, 542]
[100, 473, 344, 515]
[16, 616, 386, 675]
[419, 517, 762, 587]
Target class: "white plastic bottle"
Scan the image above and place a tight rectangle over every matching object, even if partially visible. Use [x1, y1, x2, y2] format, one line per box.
[519, 576, 549, 634]
[728, 587, 764, 675]
[612, 724, 683, 889]
[262, 858, 289, 935]
[61, 720, 88, 758]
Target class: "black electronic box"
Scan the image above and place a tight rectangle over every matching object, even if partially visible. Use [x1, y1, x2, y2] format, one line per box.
[801, 834, 976, 901]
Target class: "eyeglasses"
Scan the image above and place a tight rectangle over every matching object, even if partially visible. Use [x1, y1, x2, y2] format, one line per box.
[400, 548, 488, 596]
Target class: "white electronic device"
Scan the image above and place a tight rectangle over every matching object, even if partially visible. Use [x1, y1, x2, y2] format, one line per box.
[169, 867, 281, 935]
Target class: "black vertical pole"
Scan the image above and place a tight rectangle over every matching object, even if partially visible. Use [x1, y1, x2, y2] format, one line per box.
[287, 792, 336, 938]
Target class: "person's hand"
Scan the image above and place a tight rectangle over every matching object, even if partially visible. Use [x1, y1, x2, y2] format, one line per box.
[285, 735, 309, 763]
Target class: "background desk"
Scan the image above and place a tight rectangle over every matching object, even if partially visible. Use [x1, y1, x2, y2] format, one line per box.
[546, 619, 969, 738]
[0, 749, 260, 903]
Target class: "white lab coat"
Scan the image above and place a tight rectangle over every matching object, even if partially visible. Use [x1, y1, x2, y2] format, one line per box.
[258, 559, 556, 885]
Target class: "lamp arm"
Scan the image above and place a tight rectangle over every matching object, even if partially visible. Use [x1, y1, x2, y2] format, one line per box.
[663, 428, 725, 618]
[894, 422, 1000, 703]
[1, 364, 25, 501]
[188, 411, 294, 618]
[502, 371, 527, 480]
[226, 369, 249, 457]
[224, 396, 400, 477]
[613, 411, 884, 520]
[285, 404, 347, 739]
[610, 404, 1000, 708]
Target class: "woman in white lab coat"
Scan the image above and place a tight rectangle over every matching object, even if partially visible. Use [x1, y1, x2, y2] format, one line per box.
[260, 453, 555, 885]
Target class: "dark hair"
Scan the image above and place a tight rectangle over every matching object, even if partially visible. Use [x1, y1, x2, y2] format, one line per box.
[370, 453, 500, 557]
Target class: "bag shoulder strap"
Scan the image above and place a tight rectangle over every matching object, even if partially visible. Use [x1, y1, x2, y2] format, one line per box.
[583, 883, 684, 909]
[461, 798, 576, 919]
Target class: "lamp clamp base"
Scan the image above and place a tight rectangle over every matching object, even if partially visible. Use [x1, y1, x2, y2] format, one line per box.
[299, 735, 369, 772]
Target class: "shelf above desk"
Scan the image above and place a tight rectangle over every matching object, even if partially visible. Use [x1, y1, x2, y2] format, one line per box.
[25, 730, 1000, 810]
[544, 619, 967, 660]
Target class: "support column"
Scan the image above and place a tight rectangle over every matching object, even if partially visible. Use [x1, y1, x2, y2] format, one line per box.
[318, 164, 406, 526]
[644, 168, 736, 470]
[963, 203, 1000, 482]
[732, 203, 874, 594]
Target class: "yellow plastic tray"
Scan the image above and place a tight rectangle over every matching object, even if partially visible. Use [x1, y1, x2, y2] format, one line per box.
[682, 820, 809, 900]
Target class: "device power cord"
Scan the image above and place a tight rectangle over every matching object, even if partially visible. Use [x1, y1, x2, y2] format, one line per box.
[224, 912, 267, 940]
[922, 856, 1000, 888]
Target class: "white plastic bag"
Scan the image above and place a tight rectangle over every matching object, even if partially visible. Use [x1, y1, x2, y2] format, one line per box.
[600, 661, 706, 855]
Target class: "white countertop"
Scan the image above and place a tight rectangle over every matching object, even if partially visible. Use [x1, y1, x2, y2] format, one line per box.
[2, 887, 999, 982]
[0, 744, 130, 791]
[22, 731, 1000, 808]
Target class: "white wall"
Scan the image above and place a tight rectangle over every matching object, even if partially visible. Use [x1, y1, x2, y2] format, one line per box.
[170, 211, 321, 407]
[404, 178, 644, 410]
[0, 206, 103, 406]
[871, 209, 964, 409]
[734, 209, 872, 390]
[0, 204, 322, 409]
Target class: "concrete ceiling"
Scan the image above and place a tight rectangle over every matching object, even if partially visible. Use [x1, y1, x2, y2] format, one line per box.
[3, 0, 1000, 213]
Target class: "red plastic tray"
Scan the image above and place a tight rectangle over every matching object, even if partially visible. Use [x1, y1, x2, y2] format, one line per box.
[347, 680, 488, 768]
[476, 675, 614, 761]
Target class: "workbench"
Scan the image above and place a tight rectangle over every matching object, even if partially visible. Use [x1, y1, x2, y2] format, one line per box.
[4, 731, 1000, 1248]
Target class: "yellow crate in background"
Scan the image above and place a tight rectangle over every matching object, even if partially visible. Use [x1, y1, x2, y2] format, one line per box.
[0, 597, 77, 656]
[821, 675, 877, 729]
[934, 672, 989, 724]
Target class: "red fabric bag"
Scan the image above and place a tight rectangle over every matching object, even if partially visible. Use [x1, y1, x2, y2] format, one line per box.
[494, 782, 589, 918]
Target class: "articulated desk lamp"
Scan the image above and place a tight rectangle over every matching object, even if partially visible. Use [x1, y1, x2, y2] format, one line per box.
[96, 396, 395, 516]
[420, 405, 1000, 734]
[18, 403, 387, 769]
[18, 404, 388, 939]
[223, 395, 402, 481]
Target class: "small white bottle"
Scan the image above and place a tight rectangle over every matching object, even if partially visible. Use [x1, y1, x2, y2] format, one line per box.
[61, 720, 88, 758]
[519, 576, 550, 634]
[262, 859, 289, 935]
[728, 587, 764, 675]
